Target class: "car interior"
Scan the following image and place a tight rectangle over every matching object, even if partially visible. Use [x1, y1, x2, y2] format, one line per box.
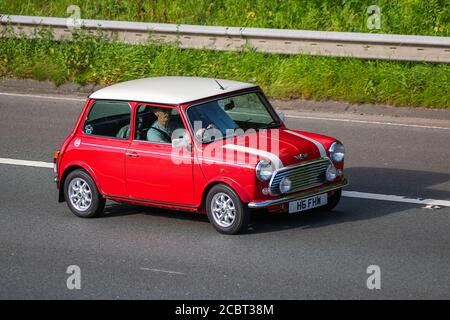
[135, 107, 157, 140]
[135, 106, 184, 142]
[84, 113, 131, 138]
[83, 104, 185, 142]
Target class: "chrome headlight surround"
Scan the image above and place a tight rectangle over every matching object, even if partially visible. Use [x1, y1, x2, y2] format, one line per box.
[326, 164, 337, 182]
[279, 176, 292, 194]
[256, 160, 274, 181]
[329, 141, 345, 163]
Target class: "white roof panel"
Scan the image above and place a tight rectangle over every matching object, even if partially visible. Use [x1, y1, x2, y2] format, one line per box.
[89, 76, 257, 104]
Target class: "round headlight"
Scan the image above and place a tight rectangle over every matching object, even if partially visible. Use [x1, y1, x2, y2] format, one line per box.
[326, 164, 337, 182]
[329, 142, 345, 162]
[279, 177, 292, 194]
[256, 160, 274, 181]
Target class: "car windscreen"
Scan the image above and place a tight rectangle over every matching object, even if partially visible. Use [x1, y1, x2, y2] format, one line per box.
[187, 92, 280, 143]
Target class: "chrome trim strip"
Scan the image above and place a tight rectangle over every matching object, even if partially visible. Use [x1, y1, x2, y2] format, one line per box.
[248, 179, 348, 208]
[271, 157, 330, 175]
[127, 148, 192, 160]
[81, 142, 127, 151]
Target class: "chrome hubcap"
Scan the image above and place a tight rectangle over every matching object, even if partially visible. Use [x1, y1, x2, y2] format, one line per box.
[211, 193, 236, 228]
[68, 178, 92, 211]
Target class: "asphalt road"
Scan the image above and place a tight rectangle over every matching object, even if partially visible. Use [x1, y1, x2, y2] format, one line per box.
[0, 91, 449, 299]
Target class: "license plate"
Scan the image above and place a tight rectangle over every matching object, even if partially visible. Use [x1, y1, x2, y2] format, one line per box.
[288, 193, 327, 214]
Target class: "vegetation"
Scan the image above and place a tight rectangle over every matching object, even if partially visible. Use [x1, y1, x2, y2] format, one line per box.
[0, 1, 448, 108]
[1, 0, 449, 36]
[1, 32, 448, 108]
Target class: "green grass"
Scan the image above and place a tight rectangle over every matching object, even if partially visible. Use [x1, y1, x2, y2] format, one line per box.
[1, 1, 448, 108]
[1, 33, 448, 108]
[1, 0, 449, 36]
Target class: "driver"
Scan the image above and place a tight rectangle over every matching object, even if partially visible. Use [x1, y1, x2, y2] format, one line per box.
[188, 101, 235, 142]
[147, 107, 178, 143]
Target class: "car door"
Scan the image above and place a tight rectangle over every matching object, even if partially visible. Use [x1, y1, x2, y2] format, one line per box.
[125, 104, 195, 206]
[79, 100, 132, 197]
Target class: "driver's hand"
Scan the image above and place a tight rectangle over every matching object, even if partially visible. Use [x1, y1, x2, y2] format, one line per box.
[195, 124, 215, 140]
[195, 128, 206, 139]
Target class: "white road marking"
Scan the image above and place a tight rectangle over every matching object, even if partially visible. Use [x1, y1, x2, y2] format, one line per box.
[285, 114, 450, 130]
[1, 157, 449, 207]
[140, 267, 184, 275]
[0, 92, 85, 102]
[343, 191, 450, 207]
[1, 91, 448, 130]
[0, 158, 53, 168]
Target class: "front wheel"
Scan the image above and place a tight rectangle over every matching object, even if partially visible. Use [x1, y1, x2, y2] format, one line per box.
[206, 184, 250, 235]
[64, 169, 105, 218]
[325, 189, 342, 211]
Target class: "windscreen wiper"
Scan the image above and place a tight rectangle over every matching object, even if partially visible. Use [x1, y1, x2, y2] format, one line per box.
[257, 120, 280, 130]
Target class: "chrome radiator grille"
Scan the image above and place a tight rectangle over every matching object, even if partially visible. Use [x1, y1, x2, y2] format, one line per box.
[269, 158, 331, 196]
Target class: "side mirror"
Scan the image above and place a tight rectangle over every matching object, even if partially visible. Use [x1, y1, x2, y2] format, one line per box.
[277, 111, 286, 122]
[224, 100, 235, 111]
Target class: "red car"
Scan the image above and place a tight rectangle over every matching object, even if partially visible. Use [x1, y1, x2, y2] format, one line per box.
[54, 77, 347, 234]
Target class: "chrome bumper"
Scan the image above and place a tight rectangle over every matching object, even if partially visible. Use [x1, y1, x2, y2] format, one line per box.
[248, 179, 348, 209]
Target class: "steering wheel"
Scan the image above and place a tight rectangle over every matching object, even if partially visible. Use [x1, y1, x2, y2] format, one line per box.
[195, 124, 218, 142]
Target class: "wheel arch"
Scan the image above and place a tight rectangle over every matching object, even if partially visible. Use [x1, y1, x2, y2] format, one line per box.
[199, 177, 251, 213]
[58, 162, 102, 202]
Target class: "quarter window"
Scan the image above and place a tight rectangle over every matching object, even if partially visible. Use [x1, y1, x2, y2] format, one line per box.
[83, 101, 131, 139]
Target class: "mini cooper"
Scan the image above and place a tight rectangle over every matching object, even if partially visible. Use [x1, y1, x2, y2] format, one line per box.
[54, 76, 347, 234]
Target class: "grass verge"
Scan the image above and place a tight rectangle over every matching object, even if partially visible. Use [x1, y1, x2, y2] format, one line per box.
[1, 0, 449, 36]
[0, 33, 449, 108]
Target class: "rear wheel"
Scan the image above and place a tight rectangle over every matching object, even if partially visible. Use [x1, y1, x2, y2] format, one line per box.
[64, 169, 105, 218]
[206, 184, 250, 234]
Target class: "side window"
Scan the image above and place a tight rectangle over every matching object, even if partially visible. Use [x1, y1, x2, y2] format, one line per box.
[83, 101, 131, 139]
[135, 105, 184, 144]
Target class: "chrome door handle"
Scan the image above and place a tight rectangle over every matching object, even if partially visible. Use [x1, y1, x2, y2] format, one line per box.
[125, 152, 139, 157]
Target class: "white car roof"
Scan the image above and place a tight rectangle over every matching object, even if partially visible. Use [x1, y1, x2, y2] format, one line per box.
[89, 76, 257, 104]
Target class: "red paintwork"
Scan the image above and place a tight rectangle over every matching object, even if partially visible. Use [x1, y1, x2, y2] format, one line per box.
[56, 87, 345, 212]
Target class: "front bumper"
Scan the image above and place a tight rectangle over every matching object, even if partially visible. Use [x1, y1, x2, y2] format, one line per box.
[248, 178, 348, 209]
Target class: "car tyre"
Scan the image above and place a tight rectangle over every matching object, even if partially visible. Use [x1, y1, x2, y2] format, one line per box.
[64, 169, 106, 218]
[206, 184, 250, 235]
[325, 189, 342, 211]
